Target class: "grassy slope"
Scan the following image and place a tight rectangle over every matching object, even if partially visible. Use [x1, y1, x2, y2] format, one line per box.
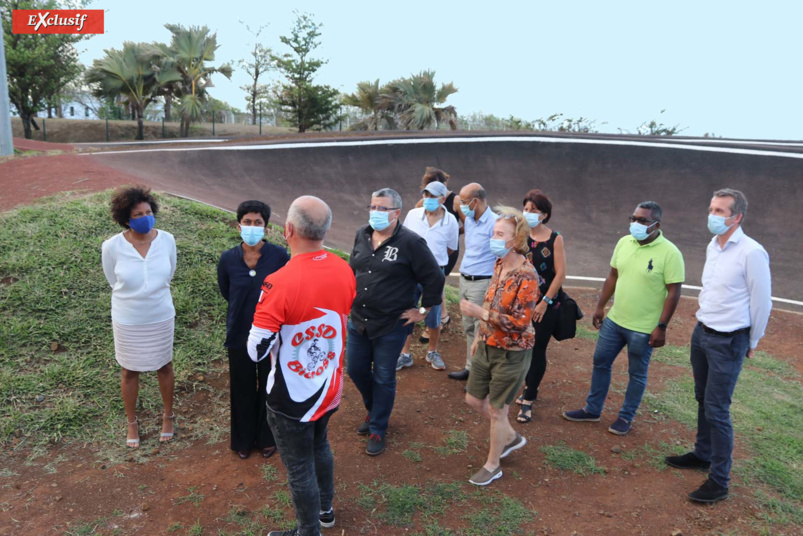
[0, 192, 284, 450]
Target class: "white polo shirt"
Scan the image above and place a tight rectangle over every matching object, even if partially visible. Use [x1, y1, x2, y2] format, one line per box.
[403, 206, 459, 267]
[696, 226, 772, 349]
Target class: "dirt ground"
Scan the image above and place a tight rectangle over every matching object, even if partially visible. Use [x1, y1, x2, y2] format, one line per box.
[0, 290, 801, 536]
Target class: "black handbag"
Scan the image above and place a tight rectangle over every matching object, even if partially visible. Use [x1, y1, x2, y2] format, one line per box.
[553, 290, 584, 341]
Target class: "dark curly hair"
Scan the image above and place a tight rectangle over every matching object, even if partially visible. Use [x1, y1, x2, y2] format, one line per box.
[236, 200, 271, 225]
[522, 189, 552, 224]
[419, 167, 450, 189]
[110, 186, 159, 228]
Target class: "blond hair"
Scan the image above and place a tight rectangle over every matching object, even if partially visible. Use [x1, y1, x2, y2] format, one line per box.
[494, 205, 529, 255]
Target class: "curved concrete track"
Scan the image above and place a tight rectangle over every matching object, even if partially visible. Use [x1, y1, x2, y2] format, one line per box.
[84, 133, 803, 304]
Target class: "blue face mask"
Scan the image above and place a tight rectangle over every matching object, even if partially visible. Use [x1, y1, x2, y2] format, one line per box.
[629, 221, 655, 241]
[240, 225, 265, 246]
[489, 238, 511, 258]
[369, 210, 392, 231]
[129, 214, 155, 234]
[422, 198, 440, 212]
[707, 214, 734, 235]
[460, 203, 475, 219]
[524, 212, 541, 228]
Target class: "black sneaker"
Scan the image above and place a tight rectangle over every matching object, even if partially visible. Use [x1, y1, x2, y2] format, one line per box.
[267, 529, 298, 536]
[665, 452, 711, 471]
[561, 408, 601, 422]
[320, 508, 335, 528]
[366, 433, 385, 456]
[688, 478, 729, 503]
[357, 414, 370, 435]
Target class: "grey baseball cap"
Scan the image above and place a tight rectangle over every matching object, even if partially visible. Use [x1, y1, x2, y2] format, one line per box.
[421, 181, 448, 197]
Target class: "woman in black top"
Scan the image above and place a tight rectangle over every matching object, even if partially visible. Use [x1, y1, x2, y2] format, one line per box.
[217, 200, 290, 459]
[516, 189, 567, 423]
[415, 167, 461, 329]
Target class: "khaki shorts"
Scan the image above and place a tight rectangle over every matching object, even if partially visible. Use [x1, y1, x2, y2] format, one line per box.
[466, 342, 531, 409]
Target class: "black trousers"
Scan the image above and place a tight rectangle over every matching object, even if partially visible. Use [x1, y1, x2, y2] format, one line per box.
[522, 303, 561, 401]
[227, 346, 275, 451]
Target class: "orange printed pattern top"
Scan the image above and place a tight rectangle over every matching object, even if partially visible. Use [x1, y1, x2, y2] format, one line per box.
[478, 258, 541, 351]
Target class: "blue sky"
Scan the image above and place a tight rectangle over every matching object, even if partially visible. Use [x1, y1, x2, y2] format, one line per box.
[77, 0, 802, 140]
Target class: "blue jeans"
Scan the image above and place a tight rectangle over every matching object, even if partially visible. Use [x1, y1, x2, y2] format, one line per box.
[585, 317, 654, 422]
[690, 323, 749, 489]
[346, 319, 408, 436]
[265, 407, 334, 536]
[412, 283, 442, 330]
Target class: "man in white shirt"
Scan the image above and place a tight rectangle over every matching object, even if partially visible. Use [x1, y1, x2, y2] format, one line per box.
[397, 181, 460, 371]
[449, 183, 499, 381]
[665, 188, 772, 504]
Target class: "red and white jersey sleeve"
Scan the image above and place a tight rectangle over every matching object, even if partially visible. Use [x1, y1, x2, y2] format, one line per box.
[248, 251, 356, 422]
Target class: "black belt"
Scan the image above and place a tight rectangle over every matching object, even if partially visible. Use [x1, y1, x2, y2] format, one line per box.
[698, 322, 749, 337]
[461, 274, 492, 281]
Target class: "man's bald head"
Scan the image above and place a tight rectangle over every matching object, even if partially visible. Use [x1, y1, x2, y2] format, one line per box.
[288, 195, 332, 241]
[460, 182, 486, 201]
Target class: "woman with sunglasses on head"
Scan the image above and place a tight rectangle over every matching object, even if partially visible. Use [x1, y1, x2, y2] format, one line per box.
[459, 207, 540, 486]
[515, 189, 567, 423]
[217, 200, 289, 460]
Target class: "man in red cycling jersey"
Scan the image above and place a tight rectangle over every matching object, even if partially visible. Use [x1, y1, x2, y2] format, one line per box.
[248, 196, 356, 536]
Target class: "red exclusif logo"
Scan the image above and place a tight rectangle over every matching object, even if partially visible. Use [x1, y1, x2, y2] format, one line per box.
[12, 10, 104, 34]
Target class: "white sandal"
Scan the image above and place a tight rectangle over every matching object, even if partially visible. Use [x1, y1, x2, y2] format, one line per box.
[126, 418, 140, 449]
[159, 413, 176, 443]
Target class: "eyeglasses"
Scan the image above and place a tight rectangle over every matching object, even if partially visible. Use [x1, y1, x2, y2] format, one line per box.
[500, 214, 519, 224]
[629, 216, 657, 225]
[367, 205, 399, 212]
[458, 197, 476, 205]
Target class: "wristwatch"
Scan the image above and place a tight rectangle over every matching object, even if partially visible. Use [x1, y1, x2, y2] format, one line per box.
[418, 306, 427, 315]
[543, 296, 554, 305]
[657, 322, 668, 330]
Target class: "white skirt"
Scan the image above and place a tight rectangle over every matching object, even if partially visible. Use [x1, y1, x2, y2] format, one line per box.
[112, 317, 175, 372]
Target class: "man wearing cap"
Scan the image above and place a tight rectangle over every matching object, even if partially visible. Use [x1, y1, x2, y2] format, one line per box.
[449, 182, 499, 381]
[665, 188, 772, 504]
[397, 181, 460, 372]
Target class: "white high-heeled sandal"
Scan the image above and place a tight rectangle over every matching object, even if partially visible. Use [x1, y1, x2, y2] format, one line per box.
[126, 418, 140, 449]
[159, 413, 176, 442]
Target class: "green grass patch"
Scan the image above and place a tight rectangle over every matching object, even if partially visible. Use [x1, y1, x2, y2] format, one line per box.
[462, 490, 535, 536]
[356, 480, 466, 527]
[403, 449, 423, 463]
[261, 464, 278, 482]
[434, 429, 469, 455]
[540, 442, 606, 476]
[0, 192, 286, 452]
[643, 350, 803, 528]
[574, 324, 598, 341]
[174, 486, 204, 507]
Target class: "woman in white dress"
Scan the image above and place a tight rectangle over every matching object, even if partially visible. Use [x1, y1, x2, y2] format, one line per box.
[101, 186, 177, 448]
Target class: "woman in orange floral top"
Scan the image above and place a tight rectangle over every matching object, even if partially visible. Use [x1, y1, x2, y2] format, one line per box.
[460, 206, 541, 487]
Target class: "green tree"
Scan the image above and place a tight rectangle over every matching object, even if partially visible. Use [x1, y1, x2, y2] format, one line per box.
[86, 42, 181, 140]
[272, 12, 340, 132]
[379, 71, 458, 130]
[154, 25, 233, 137]
[342, 79, 397, 131]
[1, 0, 85, 139]
[636, 109, 684, 136]
[238, 23, 274, 125]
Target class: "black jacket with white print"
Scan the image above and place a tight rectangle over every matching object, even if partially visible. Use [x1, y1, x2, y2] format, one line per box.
[349, 223, 445, 339]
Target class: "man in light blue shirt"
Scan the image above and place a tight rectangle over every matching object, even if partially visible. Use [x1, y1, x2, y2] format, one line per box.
[448, 182, 499, 381]
[665, 188, 772, 504]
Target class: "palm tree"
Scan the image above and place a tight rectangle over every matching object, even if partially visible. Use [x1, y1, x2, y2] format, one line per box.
[380, 71, 458, 130]
[342, 79, 396, 131]
[86, 42, 181, 140]
[153, 25, 233, 137]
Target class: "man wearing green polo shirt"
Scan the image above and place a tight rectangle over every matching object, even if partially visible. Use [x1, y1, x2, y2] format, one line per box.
[562, 201, 684, 435]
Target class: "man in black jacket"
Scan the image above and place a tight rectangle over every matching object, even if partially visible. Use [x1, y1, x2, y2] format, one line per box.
[347, 187, 445, 456]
